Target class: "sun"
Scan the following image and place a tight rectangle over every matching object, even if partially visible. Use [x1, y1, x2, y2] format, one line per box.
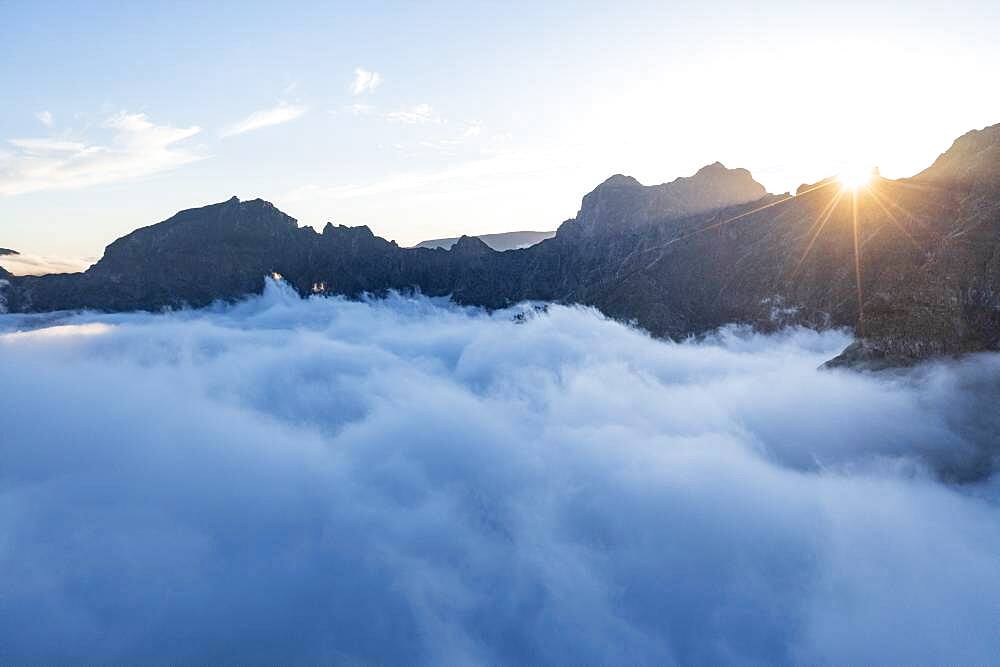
[838, 166, 874, 191]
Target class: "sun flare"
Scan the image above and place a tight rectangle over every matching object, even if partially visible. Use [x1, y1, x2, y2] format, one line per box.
[838, 166, 875, 191]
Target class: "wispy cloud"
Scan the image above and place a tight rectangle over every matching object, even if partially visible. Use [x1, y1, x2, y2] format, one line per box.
[384, 103, 438, 124]
[0, 111, 203, 196]
[221, 102, 307, 137]
[351, 67, 382, 95]
[9, 138, 87, 153]
[35, 110, 54, 127]
[285, 148, 565, 202]
[346, 103, 375, 116]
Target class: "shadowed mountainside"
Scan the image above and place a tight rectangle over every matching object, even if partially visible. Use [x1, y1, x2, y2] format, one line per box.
[3, 123, 999, 366]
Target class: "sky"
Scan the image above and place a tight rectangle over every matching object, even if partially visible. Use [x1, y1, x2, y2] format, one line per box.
[1, 0, 999, 262]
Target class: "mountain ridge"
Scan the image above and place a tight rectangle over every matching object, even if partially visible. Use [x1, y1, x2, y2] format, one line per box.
[3, 123, 999, 367]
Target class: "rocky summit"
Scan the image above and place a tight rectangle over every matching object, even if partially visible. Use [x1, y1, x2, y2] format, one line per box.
[3, 123, 999, 367]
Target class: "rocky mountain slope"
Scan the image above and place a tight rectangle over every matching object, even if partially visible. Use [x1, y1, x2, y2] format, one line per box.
[414, 230, 555, 251]
[3, 123, 998, 366]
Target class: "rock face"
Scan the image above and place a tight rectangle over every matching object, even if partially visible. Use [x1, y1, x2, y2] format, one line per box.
[569, 163, 767, 237]
[414, 230, 555, 251]
[3, 124, 999, 366]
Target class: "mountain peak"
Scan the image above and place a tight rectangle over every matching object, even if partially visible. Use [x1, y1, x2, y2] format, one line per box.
[599, 174, 644, 189]
[322, 222, 376, 239]
[696, 161, 727, 172]
[451, 236, 495, 255]
[574, 163, 767, 234]
[450, 235, 494, 256]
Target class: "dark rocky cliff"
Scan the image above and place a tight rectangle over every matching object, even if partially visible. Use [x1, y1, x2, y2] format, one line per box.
[2, 124, 998, 366]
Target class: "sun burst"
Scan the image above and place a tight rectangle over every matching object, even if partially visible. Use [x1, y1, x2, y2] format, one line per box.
[838, 166, 875, 191]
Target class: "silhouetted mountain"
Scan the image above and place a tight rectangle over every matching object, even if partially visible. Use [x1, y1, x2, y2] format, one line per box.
[3, 124, 999, 367]
[0, 248, 18, 256]
[414, 230, 555, 251]
[569, 163, 767, 237]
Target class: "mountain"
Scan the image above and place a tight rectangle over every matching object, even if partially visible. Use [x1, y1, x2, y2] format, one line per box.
[414, 230, 555, 251]
[0, 248, 18, 256]
[2, 124, 998, 367]
[569, 163, 766, 237]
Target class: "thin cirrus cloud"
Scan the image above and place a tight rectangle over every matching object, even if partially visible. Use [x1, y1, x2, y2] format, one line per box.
[285, 147, 568, 205]
[384, 103, 438, 124]
[345, 103, 375, 116]
[35, 110, 54, 127]
[351, 67, 382, 95]
[0, 112, 203, 196]
[220, 102, 308, 138]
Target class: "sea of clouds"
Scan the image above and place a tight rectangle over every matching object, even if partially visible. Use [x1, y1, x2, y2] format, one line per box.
[1, 278, 998, 664]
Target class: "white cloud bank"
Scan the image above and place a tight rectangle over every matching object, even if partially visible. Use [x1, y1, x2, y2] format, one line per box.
[0, 112, 202, 196]
[351, 67, 383, 95]
[221, 102, 307, 137]
[0, 280, 998, 663]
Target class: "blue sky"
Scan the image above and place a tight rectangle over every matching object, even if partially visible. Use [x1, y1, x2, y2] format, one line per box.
[2, 0, 999, 262]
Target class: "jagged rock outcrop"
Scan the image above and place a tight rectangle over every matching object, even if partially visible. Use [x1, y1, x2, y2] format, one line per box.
[3, 124, 999, 367]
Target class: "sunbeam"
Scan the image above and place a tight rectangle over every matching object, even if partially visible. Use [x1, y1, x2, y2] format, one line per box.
[791, 189, 845, 276]
[851, 188, 865, 334]
[638, 179, 843, 266]
[865, 184, 922, 247]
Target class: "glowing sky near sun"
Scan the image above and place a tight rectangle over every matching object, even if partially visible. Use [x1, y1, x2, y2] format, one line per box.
[1, 0, 998, 261]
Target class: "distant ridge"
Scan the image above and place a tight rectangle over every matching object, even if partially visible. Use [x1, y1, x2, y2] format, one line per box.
[0, 248, 18, 256]
[414, 231, 555, 251]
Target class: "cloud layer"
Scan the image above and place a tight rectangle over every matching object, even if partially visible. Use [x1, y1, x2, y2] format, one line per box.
[0, 280, 998, 663]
